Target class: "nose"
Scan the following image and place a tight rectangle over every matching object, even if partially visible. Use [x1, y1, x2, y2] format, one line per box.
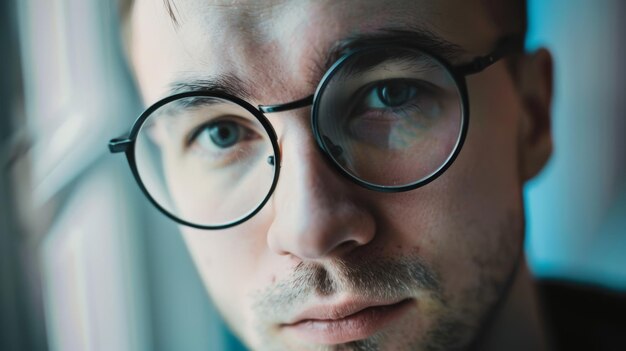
[266, 125, 376, 260]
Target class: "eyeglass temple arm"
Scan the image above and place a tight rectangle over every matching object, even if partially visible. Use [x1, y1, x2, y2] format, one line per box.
[454, 35, 524, 76]
[109, 134, 132, 153]
[259, 95, 314, 113]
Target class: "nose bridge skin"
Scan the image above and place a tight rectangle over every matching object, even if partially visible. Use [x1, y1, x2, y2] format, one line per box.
[266, 120, 377, 261]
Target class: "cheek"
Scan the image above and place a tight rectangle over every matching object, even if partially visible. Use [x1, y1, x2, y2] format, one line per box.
[369, 65, 524, 313]
[438, 67, 524, 307]
[179, 226, 253, 332]
[178, 217, 285, 336]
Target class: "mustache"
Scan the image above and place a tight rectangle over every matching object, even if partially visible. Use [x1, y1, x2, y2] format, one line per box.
[253, 255, 442, 322]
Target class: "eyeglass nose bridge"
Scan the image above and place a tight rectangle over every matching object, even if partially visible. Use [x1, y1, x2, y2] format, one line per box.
[258, 94, 323, 169]
[258, 94, 314, 114]
[257, 92, 353, 192]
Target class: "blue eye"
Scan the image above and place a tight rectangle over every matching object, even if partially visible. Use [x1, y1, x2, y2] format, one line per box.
[366, 81, 418, 108]
[204, 120, 240, 148]
[187, 118, 264, 161]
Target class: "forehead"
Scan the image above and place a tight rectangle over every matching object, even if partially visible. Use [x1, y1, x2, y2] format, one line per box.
[130, 0, 499, 103]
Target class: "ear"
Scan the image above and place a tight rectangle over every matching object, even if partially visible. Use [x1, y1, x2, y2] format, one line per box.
[517, 48, 554, 182]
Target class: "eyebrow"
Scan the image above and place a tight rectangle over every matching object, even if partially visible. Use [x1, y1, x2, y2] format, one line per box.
[165, 27, 466, 102]
[311, 26, 467, 84]
[167, 74, 252, 100]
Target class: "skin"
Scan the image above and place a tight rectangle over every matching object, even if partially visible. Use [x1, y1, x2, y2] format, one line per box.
[128, 0, 553, 349]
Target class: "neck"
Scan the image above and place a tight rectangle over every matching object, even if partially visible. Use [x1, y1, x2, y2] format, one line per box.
[476, 261, 553, 351]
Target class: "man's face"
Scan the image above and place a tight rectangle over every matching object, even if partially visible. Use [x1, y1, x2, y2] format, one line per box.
[129, 0, 535, 349]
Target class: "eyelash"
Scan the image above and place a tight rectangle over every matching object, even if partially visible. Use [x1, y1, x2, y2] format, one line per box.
[352, 80, 434, 114]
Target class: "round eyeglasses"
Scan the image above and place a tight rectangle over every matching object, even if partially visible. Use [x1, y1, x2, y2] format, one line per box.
[109, 38, 520, 229]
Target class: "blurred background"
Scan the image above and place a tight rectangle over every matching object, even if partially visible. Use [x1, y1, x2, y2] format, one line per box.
[1, 0, 624, 350]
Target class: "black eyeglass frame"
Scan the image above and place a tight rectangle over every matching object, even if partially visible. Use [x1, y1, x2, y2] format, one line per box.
[109, 36, 523, 230]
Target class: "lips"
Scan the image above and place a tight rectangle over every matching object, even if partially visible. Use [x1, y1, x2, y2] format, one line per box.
[281, 298, 414, 345]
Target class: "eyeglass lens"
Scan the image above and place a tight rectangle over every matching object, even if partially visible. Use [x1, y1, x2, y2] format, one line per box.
[315, 47, 464, 188]
[134, 96, 278, 227]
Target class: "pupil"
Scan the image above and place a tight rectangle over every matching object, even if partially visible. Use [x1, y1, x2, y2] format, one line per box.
[379, 82, 411, 107]
[218, 127, 230, 139]
[209, 121, 239, 148]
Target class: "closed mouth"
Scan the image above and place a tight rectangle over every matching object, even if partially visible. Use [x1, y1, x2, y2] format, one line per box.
[281, 298, 414, 345]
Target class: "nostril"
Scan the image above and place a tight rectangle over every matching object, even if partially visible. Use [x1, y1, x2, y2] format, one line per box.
[331, 240, 361, 257]
[292, 235, 363, 260]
